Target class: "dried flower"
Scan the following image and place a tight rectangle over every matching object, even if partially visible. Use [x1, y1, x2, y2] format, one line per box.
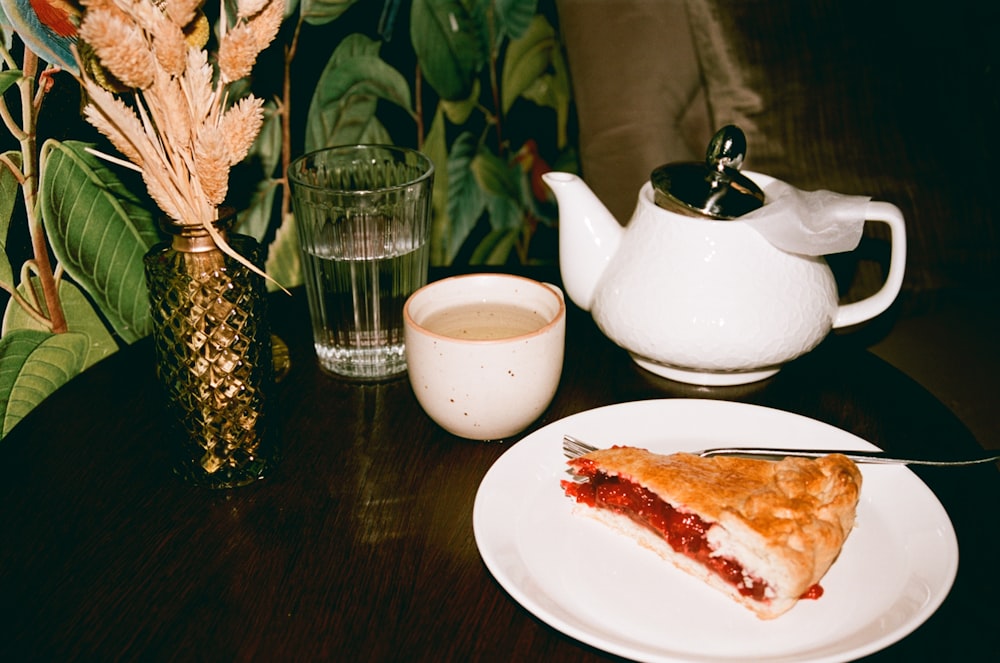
[219, 0, 283, 83]
[195, 124, 230, 207]
[80, 84, 147, 166]
[248, 0, 284, 48]
[79, 9, 157, 89]
[236, 0, 270, 19]
[151, 14, 188, 76]
[74, 0, 284, 277]
[218, 23, 259, 82]
[220, 96, 265, 165]
[164, 0, 202, 27]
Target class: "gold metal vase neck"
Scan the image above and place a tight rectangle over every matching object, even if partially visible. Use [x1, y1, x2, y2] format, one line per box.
[161, 208, 234, 254]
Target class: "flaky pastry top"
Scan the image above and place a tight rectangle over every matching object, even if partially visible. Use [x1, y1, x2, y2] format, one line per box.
[568, 446, 863, 591]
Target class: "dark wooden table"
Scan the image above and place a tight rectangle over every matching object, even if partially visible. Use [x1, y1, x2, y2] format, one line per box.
[2, 274, 997, 662]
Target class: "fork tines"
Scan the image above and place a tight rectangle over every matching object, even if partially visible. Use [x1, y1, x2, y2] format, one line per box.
[563, 434, 598, 459]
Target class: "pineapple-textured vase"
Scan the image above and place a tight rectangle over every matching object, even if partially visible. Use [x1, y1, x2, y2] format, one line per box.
[143, 212, 276, 488]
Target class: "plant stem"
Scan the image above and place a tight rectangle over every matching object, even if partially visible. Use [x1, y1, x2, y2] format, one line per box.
[414, 62, 423, 149]
[486, 4, 503, 156]
[0, 278, 53, 329]
[279, 17, 305, 226]
[13, 51, 67, 333]
[0, 92, 28, 142]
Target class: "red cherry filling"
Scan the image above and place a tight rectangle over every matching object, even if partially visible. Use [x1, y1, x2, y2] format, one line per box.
[563, 468, 825, 602]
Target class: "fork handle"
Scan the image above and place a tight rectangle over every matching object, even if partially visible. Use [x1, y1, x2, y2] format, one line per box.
[699, 448, 1000, 466]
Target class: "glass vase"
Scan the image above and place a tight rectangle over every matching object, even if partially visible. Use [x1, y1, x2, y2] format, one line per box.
[143, 213, 276, 488]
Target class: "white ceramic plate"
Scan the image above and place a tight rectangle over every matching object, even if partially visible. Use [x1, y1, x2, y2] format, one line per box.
[473, 399, 958, 663]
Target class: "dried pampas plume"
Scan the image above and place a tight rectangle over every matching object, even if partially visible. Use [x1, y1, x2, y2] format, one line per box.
[74, 0, 284, 281]
[219, 0, 283, 82]
[78, 9, 157, 89]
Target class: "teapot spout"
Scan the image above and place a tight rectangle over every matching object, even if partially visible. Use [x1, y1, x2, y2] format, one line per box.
[542, 172, 623, 311]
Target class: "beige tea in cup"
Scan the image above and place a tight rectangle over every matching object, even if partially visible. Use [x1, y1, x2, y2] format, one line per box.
[403, 274, 566, 440]
[420, 302, 551, 340]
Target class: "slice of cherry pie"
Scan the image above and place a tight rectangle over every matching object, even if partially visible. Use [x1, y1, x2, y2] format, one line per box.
[562, 446, 862, 619]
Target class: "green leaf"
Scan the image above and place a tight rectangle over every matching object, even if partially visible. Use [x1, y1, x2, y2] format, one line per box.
[301, 0, 359, 25]
[2, 278, 117, 369]
[445, 132, 487, 262]
[0, 245, 12, 294]
[0, 69, 20, 95]
[485, 191, 522, 233]
[495, 0, 537, 40]
[236, 176, 278, 244]
[472, 148, 520, 202]
[250, 100, 283, 179]
[0, 150, 21, 287]
[516, 24, 572, 148]
[500, 14, 559, 114]
[0, 329, 88, 437]
[411, 0, 484, 101]
[0, 151, 19, 226]
[306, 34, 412, 151]
[38, 139, 159, 342]
[424, 106, 451, 265]
[520, 75, 571, 149]
[1, 23, 11, 52]
[472, 148, 524, 234]
[356, 116, 394, 146]
[266, 211, 302, 291]
[439, 79, 479, 125]
[468, 227, 518, 265]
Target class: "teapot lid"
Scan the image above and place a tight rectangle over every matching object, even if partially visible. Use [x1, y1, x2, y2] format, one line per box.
[650, 125, 765, 220]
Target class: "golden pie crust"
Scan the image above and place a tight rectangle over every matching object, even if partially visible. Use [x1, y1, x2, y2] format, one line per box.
[565, 446, 862, 619]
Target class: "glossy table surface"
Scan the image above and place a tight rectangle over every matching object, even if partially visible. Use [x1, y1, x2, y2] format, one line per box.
[2, 273, 997, 662]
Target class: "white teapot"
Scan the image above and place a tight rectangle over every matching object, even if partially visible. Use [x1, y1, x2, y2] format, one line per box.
[542, 126, 906, 386]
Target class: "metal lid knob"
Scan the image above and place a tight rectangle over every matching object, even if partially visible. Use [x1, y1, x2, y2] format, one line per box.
[650, 125, 765, 220]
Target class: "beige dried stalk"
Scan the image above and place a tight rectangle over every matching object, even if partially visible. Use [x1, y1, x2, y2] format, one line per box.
[75, 0, 283, 276]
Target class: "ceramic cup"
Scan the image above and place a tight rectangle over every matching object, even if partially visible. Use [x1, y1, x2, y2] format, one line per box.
[403, 274, 566, 440]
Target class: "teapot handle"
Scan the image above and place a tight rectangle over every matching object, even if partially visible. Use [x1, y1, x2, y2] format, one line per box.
[832, 202, 907, 328]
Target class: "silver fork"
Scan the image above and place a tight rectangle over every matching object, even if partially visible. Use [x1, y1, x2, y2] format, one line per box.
[562, 434, 1000, 467]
